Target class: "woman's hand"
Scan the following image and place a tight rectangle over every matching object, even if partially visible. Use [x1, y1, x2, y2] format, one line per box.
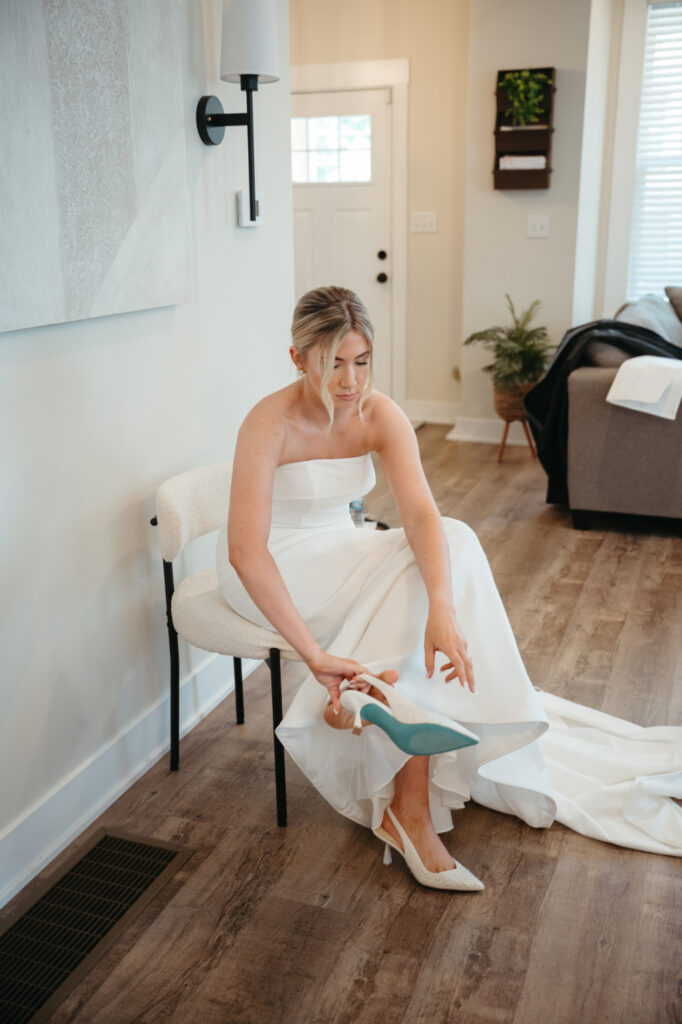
[307, 650, 368, 713]
[424, 603, 475, 693]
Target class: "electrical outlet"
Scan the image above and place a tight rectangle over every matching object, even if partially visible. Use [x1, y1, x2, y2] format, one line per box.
[527, 214, 550, 238]
[411, 211, 438, 233]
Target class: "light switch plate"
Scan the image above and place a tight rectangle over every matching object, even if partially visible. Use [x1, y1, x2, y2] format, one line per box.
[237, 189, 264, 227]
[411, 211, 438, 233]
[527, 214, 550, 238]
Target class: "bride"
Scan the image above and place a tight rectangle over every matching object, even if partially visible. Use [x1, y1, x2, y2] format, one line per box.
[216, 286, 682, 890]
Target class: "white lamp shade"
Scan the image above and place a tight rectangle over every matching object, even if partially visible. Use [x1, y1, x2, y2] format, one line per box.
[220, 0, 280, 84]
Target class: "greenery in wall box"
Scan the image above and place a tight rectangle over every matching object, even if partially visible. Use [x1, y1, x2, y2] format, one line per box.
[499, 69, 550, 126]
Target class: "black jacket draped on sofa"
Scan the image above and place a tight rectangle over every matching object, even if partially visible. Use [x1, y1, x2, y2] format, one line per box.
[524, 319, 682, 504]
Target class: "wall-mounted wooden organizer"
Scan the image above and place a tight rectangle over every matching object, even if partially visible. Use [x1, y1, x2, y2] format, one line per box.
[493, 67, 555, 190]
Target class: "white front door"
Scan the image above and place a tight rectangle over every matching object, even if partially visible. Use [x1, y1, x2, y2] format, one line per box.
[291, 88, 393, 395]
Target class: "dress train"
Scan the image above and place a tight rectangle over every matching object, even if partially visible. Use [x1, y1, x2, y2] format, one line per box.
[216, 455, 682, 857]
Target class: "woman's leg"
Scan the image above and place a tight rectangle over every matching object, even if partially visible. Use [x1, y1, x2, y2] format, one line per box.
[322, 668, 458, 872]
[382, 756, 457, 873]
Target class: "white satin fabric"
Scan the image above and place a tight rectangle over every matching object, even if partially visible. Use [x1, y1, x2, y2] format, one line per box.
[216, 455, 682, 856]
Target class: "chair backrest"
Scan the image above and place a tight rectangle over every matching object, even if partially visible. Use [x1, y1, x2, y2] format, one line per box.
[155, 462, 232, 562]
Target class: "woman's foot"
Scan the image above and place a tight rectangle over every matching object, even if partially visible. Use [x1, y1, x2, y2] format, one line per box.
[381, 804, 456, 873]
[376, 806, 484, 891]
[323, 670, 398, 730]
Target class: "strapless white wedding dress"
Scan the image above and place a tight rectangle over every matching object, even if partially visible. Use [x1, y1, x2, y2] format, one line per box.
[216, 455, 682, 856]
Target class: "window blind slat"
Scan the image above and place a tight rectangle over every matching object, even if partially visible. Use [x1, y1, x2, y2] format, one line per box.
[626, 3, 682, 299]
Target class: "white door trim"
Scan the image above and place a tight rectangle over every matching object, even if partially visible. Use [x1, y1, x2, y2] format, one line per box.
[290, 60, 409, 407]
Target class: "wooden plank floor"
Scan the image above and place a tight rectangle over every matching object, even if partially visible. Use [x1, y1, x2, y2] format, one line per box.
[9, 427, 681, 1024]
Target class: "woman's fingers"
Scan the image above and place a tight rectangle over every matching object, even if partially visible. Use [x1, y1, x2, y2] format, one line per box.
[465, 653, 475, 692]
[455, 650, 475, 692]
[424, 641, 435, 679]
[445, 653, 466, 687]
[348, 668, 399, 693]
[327, 680, 342, 714]
[441, 650, 476, 692]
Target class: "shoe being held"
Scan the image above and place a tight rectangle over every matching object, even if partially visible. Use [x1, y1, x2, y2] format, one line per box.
[339, 672, 479, 756]
[374, 806, 485, 892]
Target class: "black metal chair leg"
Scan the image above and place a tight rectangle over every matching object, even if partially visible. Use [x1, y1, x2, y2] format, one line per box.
[162, 560, 180, 772]
[169, 641, 179, 771]
[268, 648, 287, 827]
[233, 657, 245, 724]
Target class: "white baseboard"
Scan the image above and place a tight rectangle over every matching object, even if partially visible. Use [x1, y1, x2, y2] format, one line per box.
[403, 398, 459, 425]
[446, 417, 530, 446]
[0, 654, 259, 908]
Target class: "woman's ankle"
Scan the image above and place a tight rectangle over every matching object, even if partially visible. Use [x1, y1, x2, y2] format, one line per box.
[388, 802, 433, 829]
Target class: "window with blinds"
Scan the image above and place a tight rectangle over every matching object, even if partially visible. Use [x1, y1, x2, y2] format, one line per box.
[626, 1, 682, 299]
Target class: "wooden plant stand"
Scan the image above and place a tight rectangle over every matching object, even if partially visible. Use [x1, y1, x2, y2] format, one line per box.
[494, 385, 538, 463]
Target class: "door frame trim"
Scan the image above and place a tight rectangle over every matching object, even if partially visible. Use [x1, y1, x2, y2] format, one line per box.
[291, 60, 409, 407]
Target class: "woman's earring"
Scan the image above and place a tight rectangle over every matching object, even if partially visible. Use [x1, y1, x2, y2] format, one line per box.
[297, 367, 306, 379]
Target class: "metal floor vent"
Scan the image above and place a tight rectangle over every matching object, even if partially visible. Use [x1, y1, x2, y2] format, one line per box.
[0, 829, 193, 1024]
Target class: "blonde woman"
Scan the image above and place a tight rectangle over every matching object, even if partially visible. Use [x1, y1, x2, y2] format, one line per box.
[216, 286, 682, 888]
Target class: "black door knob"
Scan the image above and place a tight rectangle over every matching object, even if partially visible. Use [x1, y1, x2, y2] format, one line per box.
[377, 272, 388, 283]
[377, 250, 387, 260]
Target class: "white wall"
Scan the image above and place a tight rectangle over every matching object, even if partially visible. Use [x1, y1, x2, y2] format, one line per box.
[457, 0, 592, 427]
[0, 0, 294, 905]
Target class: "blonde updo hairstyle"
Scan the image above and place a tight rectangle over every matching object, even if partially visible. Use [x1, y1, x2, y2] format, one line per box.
[291, 285, 374, 427]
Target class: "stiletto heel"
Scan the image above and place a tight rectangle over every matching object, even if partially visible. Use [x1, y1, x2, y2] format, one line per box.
[373, 807, 484, 892]
[338, 673, 479, 756]
[383, 843, 392, 866]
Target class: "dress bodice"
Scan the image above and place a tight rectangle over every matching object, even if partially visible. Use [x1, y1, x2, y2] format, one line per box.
[270, 455, 376, 530]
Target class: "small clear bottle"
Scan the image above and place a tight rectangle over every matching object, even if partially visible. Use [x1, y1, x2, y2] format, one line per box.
[349, 498, 365, 527]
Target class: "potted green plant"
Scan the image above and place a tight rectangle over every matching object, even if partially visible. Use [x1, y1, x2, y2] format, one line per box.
[463, 294, 553, 423]
[499, 69, 550, 126]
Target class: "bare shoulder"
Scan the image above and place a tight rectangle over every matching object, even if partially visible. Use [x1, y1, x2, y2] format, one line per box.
[237, 385, 297, 462]
[242, 384, 296, 426]
[364, 390, 415, 451]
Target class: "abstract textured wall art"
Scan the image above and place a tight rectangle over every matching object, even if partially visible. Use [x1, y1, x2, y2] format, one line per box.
[0, 0, 191, 333]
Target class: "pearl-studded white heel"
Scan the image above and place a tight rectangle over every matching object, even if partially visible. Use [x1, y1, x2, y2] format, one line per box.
[374, 807, 484, 892]
[337, 672, 479, 755]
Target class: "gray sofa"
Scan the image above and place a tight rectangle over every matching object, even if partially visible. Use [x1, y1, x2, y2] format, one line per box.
[566, 293, 682, 527]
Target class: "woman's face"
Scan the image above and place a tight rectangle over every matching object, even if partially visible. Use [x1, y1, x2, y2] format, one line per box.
[296, 329, 372, 409]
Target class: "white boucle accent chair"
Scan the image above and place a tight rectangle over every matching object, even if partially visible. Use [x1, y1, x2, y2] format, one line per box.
[151, 462, 301, 826]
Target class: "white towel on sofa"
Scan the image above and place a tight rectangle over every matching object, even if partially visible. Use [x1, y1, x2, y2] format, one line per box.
[606, 355, 682, 420]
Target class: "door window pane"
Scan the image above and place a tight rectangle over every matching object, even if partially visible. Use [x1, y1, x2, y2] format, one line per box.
[291, 151, 307, 183]
[340, 150, 371, 182]
[308, 117, 339, 150]
[309, 151, 340, 182]
[340, 115, 371, 149]
[291, 118, 307, 151]
[291, 114, 372, 183]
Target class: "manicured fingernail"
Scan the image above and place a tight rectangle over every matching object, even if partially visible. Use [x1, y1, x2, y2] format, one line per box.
[333, 707, 339, 715]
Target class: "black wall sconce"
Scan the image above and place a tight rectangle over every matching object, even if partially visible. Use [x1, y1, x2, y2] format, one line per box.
[196, 0, 279, 223]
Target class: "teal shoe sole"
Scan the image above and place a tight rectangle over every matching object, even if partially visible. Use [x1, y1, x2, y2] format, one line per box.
[360, 703, 479, 755]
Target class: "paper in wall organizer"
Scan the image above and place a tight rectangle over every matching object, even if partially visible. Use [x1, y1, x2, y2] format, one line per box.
[498, 155, 547, 170]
